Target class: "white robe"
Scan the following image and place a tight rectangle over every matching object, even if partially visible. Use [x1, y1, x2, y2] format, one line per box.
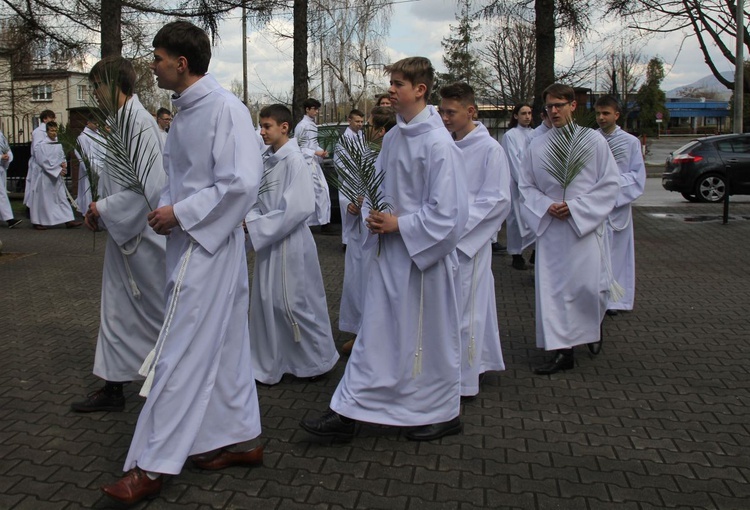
[245, 139, 339, 384]
[599, 126, 646, 311]
[334, 127, 373, 333]
[529, 123, 551, 141]
[75, 126, 105, 214]
[24, 123, 48, 208]
[0, 133, 14, 221]
[334, 127, 365, 245]
[455, 123, 512, 397]
[519, 124, 619, 351]
[330, 106, 468, 426]
[92, 95, 167, 382]
[294, 115, 330, 225]
[124, 75, 262, 475]
[29, 138, 74, 226]
[500, 126, 536, 254]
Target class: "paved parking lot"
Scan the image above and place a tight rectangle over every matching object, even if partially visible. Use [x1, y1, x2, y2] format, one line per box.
[1, 197, 749, 509]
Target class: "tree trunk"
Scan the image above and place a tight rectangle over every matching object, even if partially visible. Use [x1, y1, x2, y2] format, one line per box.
[292, 0, 309, 127]
[534, 0, 555, 114]
[101, 0, 123, 57]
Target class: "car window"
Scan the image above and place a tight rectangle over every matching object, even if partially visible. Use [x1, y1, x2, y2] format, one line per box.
[673, 141, 700, 154]
[731, 138, 750, 154]
[716, 140, 734, 152]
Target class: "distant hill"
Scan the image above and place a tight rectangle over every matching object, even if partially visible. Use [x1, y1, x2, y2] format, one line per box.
[666, 71, 733, 100]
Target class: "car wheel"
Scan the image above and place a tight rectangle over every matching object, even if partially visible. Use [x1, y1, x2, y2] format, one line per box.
[695, 173, 726, 203]
[681, 192, 700, 202]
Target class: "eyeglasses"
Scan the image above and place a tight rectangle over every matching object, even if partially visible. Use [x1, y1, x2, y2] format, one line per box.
[159, 117, 172, 122]
[544, 101, 570, 112]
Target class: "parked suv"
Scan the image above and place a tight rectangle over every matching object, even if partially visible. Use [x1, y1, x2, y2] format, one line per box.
[662, 134, 750, 202]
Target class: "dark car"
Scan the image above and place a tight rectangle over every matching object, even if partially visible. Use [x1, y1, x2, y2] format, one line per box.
[662, 134, 750, 202]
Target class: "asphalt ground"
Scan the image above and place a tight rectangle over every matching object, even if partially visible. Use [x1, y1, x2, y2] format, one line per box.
[0, 194, 749, 509]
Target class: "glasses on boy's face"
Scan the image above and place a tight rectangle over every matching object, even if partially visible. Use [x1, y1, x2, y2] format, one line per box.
[544, 101, 571, 112]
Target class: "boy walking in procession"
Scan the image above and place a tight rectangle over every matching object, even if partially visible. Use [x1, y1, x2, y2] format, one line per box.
[245, 104, 339, 385]
[101, 21, 264, 505]
[519, 83, 620, 375]
[500, 103, 536, 270]
[439, 82, 512, 399]
[595, 95, 646, 313]
[301, 56, 468, 442]
[70, 56, 167, 414]
[294, 98, 331, 227]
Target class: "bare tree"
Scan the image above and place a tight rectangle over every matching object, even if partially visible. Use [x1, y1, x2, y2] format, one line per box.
[477, 18, 536, 107]
[600, 42, 645, 124]
[481, 0, 594, 111]
[310, 0, 392, 109]
[608, 0, 750, 92]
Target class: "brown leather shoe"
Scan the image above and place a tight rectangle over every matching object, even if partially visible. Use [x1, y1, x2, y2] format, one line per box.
[33, 224, 47, 231]
[101, 467, 162, 504]
[66, 220, 83, 228]
[192, 445, 264, 471]
[341, 339, 355, 355]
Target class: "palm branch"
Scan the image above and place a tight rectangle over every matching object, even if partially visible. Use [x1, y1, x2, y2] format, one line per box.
[605, 134, 629, 165]
[328, 131, 391, 254]
[543, 122, 596, 202]
[258, 165, 276, 196]
[0, 134, 10, 154]
[87, 70, 159, 211]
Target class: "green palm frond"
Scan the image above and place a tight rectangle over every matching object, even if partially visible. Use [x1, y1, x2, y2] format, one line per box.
[330, 132, 391, 214]
[0, 134, 10, 154]
[543, 122, 596, 201]
[258, 165, 276, 196]
[87, 70, 159, 210]
[605, 135, 629, 165]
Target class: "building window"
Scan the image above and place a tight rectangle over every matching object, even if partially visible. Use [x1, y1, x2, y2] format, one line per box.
[77, 84, 88, 101]
[32, 84, 52, 101]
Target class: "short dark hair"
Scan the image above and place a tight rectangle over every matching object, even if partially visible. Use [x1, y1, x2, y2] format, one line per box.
[157, 107, 172, 118]
[303, 98, 322, 109]
[89, 56, 137, 96]
[348, 109, 364, 119]
[508, 103, 532, 128]
[384, 57, 435, 100]
[542, 83, 575, 103]
[153, 21, 211, 75]
[45, 121, 58, 131]
[594, 95, 622, 113]
[260, 104, 292, 127]
[40, 110, 55, 122]
[369, 106, 397, 133]
[439, 82, 475, 106]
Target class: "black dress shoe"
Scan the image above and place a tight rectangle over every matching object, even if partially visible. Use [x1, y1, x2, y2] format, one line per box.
[533, 349, 574, 375]
[70, 387, 125, 412]
[300, 409, 355, 440]
[511, 255, 527, 270]
[405, 417, 462, 441]
[491, 242, 506, 253]
[605, 309, 618, 316]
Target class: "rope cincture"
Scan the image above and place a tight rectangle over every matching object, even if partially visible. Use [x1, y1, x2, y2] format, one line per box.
[120, 233, 143, 299]
[596, 224, 625, 303]
[138, 239, 196, 397]
[412, 271, 425, 377]
[467, 256, 479, 368]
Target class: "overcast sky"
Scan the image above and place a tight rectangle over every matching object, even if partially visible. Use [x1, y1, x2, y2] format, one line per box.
[203, 0, 735, 101]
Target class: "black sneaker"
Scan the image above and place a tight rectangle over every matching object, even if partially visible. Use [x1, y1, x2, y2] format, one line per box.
[70, 387, 125, 412]
[7, 218, 22, 229]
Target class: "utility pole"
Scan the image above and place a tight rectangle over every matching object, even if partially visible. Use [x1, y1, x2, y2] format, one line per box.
[242, 1, 249, 106]
[320, 37, 325, 123]
[726, 0, 743, 223]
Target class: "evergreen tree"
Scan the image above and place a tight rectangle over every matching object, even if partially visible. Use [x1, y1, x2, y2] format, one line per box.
[636, 57, 669, 136]
[440, 0, 486, 91]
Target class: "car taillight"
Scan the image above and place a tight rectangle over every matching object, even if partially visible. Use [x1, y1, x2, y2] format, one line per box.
[671, 153, 703, 164]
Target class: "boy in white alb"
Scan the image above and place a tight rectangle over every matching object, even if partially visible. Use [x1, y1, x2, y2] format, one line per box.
[439, 82, 511, 398]
[246, 104, 339, 385]
[302, 57, 469, 442]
